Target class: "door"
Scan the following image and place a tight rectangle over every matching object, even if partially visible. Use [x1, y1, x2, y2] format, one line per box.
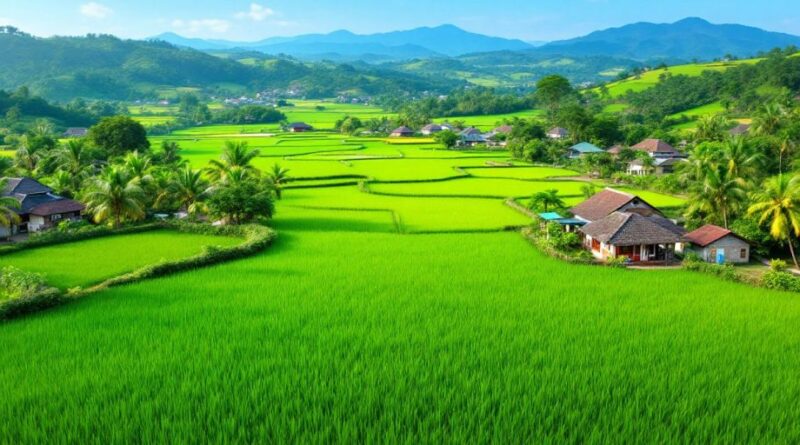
[716, 248, 726, 265]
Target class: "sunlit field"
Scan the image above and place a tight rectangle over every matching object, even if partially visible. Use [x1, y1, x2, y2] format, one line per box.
[2, 120, 794, 443]
[2, 228, 800, 442]
[0, 231, 240, 289]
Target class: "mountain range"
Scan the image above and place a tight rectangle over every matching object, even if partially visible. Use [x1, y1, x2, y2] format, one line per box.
[151, 25, 534, 61]
[153, 18, 800, 63]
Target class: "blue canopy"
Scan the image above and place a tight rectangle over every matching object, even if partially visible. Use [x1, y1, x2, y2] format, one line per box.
[538, 212, 564, 221]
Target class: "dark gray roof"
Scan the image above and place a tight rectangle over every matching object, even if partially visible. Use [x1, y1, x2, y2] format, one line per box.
[580, 211, 683, 246]
[3, 177, 52, 196]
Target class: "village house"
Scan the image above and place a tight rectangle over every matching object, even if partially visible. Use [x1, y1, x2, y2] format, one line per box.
[63, 127, 88, 138]
[390, 126, 415, 138]
[458, 127, 486, 147]
[631, 139, 684, 159]
[546, 127, 569, 140]
[286, 122, 313, 133]
[683, 224, 750, 264]
[571, 188, 685, 264]
[1, 177, 85, 237]
[627, 157, 685, 176]
[567, 142, 604, 159]
[606, 145, 626, 156]
[420, 124, 443, 136]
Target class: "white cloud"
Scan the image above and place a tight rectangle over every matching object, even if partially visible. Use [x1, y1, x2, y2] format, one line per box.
[80, 2, 113, 19]
[172, 18, 230, 34]
[236, 3, 275, 22]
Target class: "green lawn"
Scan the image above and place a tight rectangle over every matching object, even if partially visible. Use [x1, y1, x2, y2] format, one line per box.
[2, 230, 799, 442]
[0, 231, 240, 289]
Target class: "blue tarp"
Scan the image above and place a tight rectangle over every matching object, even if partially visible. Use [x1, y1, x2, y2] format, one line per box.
[538, 212, 564, 221]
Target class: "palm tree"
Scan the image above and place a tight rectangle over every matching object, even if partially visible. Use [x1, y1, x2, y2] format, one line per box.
[170, 166, 211, 217]
[83, 166, 147, 228]
[695, 114, 728, 142]
[265, 164, 290, 199]
[52, 139, 91, 190]
[723, 137, 763, 180]
[749, 175, 800, 269]
[207, 141, 260, 181]
[0, 179, 21, 239]
[529, 189, 565, 213]
[687, 163, 747, 228]
[752, 103, 787, 136]
[160, 141, 182, 165]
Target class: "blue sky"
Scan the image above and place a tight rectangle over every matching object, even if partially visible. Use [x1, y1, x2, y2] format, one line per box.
[1, 0, 799, 41]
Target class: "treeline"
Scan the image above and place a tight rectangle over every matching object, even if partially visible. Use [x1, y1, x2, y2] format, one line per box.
[0, 87, 124, 135]
[0, 115, 284, 230]
[615, 48, 800, 119]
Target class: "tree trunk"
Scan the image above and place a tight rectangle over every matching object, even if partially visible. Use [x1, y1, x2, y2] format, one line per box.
[789, 239, 799, 271]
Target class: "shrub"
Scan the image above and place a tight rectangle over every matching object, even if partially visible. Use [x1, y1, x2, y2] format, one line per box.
[770, 259, 788, 272]
[0, 266, 55, 301]
[762, 270, 800, 292]
[607, 256, 628, 268]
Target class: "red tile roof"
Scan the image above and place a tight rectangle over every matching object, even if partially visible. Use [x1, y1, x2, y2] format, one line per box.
[632, 139, 679, 155]
[683, 224, 742, 247]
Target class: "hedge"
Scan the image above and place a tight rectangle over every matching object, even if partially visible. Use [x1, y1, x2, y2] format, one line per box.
[0, 222, 277, 321]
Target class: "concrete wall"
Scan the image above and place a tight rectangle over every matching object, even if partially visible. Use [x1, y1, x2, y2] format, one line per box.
[689, 235, 750, 264]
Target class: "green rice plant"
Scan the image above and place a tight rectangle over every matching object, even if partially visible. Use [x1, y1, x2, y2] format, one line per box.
[2, 231, 800, 442]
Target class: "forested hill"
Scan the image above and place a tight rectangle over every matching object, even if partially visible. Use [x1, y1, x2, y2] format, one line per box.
[0, 28, 461, 101]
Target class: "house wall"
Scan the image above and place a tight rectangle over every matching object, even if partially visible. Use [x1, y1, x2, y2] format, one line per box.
[689, 235, 750, 264]
[28, 215, 46, 232]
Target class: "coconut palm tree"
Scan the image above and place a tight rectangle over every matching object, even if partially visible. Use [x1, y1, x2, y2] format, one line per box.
[695, 114, 728, 142]
[529, 189, 565, 213]
[160, 141, 182, 165]
[207, 141, 260, 181]
[265, 164, 290, 199]
[170, 166, 211, 218]
[723, 137, 763, 180]
[83, 166, 146, 228]
[687, 163, 747, 229]
[748, 175, 800, 268]
[0, 179, 21, 239]
[752, 103, 787, 136]
[52, 139, 92, 191]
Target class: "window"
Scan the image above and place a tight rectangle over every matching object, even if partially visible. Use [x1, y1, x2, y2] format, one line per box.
[740, 249, 747, 259]
[709, 248, 717, 260]
[51, 214, 62, 222]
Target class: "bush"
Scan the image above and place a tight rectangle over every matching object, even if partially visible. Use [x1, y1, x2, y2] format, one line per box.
[0, 266, 55, 301]
[762, 270, 800, 292]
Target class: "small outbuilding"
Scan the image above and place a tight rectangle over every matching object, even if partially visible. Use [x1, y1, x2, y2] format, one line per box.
[567, 142, 604, 159]
[286, 122, 313, 133]
[390, 126, 415, 138]
[682, 224, 750, 264]
[63, 127, 88, 138]
[420, 124, 443, 136]
[547, 127, 569, 140]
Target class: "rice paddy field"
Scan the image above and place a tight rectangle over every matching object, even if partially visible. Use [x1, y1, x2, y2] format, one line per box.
[0, 230, 240, 289]
[4, 123, 800, 443]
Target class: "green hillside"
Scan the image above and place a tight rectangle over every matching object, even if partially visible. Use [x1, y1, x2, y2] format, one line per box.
[600, 59, 761, 98]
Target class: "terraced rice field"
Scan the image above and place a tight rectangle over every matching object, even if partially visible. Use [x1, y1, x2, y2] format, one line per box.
[7, 125, 798, 443]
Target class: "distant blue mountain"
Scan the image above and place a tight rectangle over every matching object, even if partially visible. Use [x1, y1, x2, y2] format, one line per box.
[537, 18, 800, 60]
[150, 25, 533, 61]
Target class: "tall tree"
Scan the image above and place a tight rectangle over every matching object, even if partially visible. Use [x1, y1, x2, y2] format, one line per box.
[207, 141, 260, 181]
[265, 164, 290, 200]
[88, 116, 150, 157]
[748, 175, 800, 268]
[529, 189, 565, 213]
[170, 166, 211, 218]
[0, 179, 20, 238]
[83, 166, 146, 228]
